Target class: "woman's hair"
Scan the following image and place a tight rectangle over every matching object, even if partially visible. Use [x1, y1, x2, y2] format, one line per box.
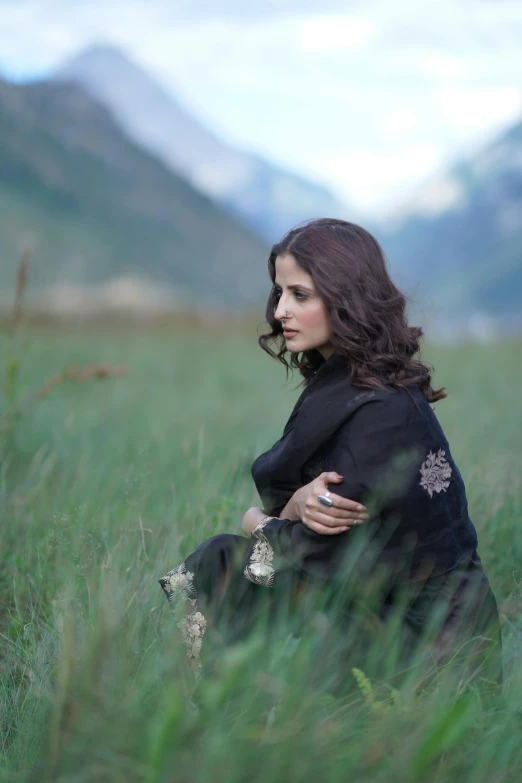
[258, 217, 447, 403]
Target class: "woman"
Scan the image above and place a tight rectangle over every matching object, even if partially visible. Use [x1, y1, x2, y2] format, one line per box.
[160, 218, 502, 690]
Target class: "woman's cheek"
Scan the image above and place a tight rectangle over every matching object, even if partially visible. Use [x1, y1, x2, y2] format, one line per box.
[299, 304, 329, 334]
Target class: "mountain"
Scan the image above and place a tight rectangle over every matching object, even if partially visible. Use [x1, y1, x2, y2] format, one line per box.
[0, 74, 270, 310]
[375, 119, 522, 324]
[53, 44, 362, 243]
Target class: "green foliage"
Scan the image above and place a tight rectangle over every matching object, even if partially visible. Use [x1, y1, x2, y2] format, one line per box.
[0, 330, 521, 782]
[351, 667, 400, 713]
[0, 314, 31, 452]
[412, 693, 477, 776]
[2, 336, 22, 408]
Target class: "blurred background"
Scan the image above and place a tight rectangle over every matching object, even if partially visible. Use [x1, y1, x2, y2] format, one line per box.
[1, 0, 521, 340]
[2, 6, 522, 778]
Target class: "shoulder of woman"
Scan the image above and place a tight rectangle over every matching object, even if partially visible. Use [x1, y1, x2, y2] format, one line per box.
[355, 384, 415, 410]
[341, 386, 420, 434]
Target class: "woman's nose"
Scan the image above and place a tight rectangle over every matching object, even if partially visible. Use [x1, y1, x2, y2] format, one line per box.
[274, 295, 289, 322]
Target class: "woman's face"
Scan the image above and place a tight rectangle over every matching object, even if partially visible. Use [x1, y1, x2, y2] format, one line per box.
[273, 252, 334, 360]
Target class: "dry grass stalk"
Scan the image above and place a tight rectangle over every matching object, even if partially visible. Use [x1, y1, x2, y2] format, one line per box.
[1, 364, 128, 422]
[1, 253, 128, 433]
[11, 247, 31, 331]
[36, 363, 128, 398]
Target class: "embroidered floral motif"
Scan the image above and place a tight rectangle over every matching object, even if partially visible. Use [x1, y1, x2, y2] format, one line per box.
[178, 611, 207, 669]
[163, 563, 196, 600]
[244, 517, 276, 587]
[159, 563, 207, 675]
[419, 448, 452, 498]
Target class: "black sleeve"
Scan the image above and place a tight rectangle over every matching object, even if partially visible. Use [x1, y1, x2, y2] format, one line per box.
[258, 395, 421, 581]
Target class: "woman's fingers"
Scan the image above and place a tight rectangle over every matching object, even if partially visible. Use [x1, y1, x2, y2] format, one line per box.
[306, 497, 369, 523]
[316, 474, 367, 513]
[332, 495, 368, 513]
[310, 509, 367, 528]
[324, 492, 367, 513]
[305, 520, 350, 535]
[311, 503, 369, 521]
[319, 472, 345, 484]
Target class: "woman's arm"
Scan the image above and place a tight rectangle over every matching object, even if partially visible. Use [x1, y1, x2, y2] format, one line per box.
[247, 397, 416, 581]
[279, 474, 369, 534]
[242, 506, 269, 536]
[278, 491, 300, 521]
[243, 477, 369, 538]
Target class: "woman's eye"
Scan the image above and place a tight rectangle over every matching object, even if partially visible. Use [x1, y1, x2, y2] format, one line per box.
[273, 289, 308, 301]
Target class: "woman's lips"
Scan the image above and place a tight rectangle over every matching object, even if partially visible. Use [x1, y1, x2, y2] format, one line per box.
[283, 330, 298, 338]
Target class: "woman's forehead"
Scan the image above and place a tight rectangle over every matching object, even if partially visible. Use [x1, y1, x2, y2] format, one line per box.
[274, 253, 314, 285]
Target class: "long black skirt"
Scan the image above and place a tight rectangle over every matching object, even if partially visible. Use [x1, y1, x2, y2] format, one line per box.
[159, 534, 503, 694]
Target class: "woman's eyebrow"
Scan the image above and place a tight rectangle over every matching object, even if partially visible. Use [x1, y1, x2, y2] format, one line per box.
[274, 283, 313, 293]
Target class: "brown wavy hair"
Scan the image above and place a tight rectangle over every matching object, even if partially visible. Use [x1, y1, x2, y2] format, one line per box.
[258, 217, 447, 403]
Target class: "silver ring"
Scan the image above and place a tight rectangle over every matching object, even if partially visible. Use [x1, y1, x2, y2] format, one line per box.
[324, 490, 331, 498]
[318, 494, 333, 507]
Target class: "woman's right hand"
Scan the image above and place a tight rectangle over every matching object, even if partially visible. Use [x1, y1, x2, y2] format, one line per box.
[294, 472, 369, 535]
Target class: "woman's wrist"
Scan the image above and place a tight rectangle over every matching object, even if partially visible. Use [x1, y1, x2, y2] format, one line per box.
[242, 506, 269, 536]
[279, 487, 303, 521]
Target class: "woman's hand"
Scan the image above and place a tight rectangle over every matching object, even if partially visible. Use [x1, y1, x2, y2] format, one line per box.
[242, 470, 369, 538]
[292, 472, 369, 536]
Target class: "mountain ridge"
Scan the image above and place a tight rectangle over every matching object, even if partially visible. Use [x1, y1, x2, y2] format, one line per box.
[0, 73, 271, 309]
[374, 116, 522, 321]
[53, 44, 362, 243]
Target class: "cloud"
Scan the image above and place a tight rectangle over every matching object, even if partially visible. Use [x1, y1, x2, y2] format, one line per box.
[318, 143, 443, 213]
[0, 0, 364, 25]
[370, 0, 522, 53]
[438, 86, 522, 133]
[296, 15, 375, 52]
[1, 0, 522, 216]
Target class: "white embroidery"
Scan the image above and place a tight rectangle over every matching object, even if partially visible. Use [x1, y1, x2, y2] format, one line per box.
[178, 611, 207, 670]
[244, 517, 276, 586]
[159, 562, 207, 674]
[419, 448, 452, 498]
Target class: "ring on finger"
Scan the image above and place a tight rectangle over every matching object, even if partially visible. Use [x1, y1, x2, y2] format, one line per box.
[318, 494, 333, 507]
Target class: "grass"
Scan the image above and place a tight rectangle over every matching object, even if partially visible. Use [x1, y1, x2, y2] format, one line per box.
[0, 327, 521, 782]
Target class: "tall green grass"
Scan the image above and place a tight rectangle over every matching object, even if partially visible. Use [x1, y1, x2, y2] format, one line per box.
[1, 329, 521, 781]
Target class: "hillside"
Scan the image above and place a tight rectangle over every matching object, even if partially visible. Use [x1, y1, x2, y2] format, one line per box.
[53, 44, 361, 243]
[0, 75, 270, 310]
[376, 120, 522, 321]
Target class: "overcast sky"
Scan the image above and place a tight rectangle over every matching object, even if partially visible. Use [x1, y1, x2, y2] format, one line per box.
[1, 0, 522, 217]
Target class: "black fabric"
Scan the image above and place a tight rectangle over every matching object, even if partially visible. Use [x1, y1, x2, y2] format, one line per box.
[178, 534, 503, 691]
[180, 534, 315, 651]
[161, 351, 502, 687]
[251, 351, 479, 583]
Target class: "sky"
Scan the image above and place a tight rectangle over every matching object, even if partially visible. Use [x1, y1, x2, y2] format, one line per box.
[1, 0, 522, 217]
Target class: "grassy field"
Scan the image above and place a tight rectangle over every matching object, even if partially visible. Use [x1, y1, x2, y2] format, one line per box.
[1, 327, 521, 782]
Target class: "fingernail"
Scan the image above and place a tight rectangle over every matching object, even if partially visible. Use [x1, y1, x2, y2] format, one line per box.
[357, 505, 365, 511]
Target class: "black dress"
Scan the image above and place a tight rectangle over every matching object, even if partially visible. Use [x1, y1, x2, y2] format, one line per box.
[159, 353, 502, 690]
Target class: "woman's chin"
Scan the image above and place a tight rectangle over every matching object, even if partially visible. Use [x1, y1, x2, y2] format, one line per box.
[284, 336, 314, 353]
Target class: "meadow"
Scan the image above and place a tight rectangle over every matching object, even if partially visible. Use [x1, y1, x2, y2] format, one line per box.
[1, 325, 521, 782]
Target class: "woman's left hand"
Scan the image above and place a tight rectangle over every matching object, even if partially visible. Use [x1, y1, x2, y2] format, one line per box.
[242, 506, 269, 536]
